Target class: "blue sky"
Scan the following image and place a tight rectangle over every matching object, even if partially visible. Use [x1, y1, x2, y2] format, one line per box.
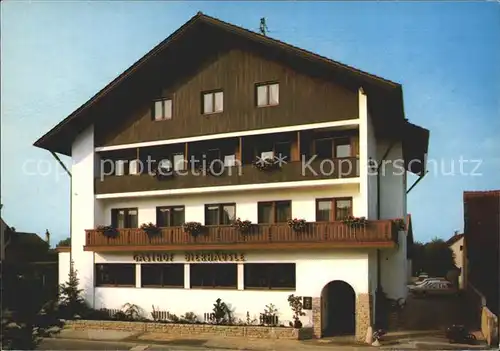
[1, 1, 499, 245]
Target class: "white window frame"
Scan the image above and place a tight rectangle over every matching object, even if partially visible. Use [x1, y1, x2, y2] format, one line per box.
[256, 83, 279, 107]
[153, 98, 173, 121]
[202, 91, 223, 114]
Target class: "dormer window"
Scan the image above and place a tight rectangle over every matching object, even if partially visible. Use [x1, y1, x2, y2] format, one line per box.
[202, 90, 223, 114]
[153, 98, 172, 121]
[256, 83, 279, 107]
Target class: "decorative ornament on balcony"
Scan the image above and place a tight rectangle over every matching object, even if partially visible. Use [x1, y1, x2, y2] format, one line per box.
[342, 216, 367, 228]
[252, 157, 281, 172]
[393, 218, 406, 231]
[182, 222, 204, 236]
[152, 164, 175, 180]
[96, 225, 118, 238]
[231, 218, 253, 234]
[287, 218, 307, 232]
[140, 222, 161, 237]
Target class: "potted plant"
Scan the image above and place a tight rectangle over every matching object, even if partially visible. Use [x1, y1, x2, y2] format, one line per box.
[342, 216, 367, 228]
[182, 222, 204, 236]
[287, 218, 307, 232]
[393, 218, 406, 231]
[96, 225, 118, 238]
[287, 294, 306, 328]
[231, 218, 253, 234]
[140, 222, 161, 237]
[252, 157, 280, 172]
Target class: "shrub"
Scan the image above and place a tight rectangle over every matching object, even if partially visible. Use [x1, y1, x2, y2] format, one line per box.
[287, 294, 306, 328]
[212, 298, 232, 325]
[59, 261, 87, 319]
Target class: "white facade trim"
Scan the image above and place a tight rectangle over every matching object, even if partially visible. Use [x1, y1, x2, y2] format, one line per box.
[95, 177, 361, 199]
[95, 119, 360, 153]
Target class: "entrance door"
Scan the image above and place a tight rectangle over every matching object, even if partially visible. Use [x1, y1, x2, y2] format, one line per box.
[321, 280, 356, 337]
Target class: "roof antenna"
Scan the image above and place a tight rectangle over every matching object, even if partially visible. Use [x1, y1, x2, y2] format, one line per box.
[259, 17, 269, 36]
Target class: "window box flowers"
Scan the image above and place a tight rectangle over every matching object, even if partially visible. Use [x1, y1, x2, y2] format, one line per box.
[342, 216, 367, 228]
[97, 225, 118, 238]
[393, 218, 406, 231]
[252, 158, 280, 172]
[140, 222, 161, 237]
[182, 222, 204, 236]
[287, 218, 307, 232]
[232, 218, 253, 234]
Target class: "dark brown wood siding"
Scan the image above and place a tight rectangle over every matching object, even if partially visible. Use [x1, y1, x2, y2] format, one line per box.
[96, 49, 358, 147]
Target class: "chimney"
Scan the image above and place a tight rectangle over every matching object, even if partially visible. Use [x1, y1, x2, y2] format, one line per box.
[45, 229, 50, 246]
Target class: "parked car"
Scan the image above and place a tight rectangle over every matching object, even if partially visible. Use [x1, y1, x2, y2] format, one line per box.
[409, 280, 456, 296]
[408, 277, 447, 287]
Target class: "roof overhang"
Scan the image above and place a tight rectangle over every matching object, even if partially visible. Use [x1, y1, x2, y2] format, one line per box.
[33, 12, 409, 156]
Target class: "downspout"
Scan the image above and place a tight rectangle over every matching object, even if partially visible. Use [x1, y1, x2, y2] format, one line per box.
[50, 152, 72, 264]
[374, 140, 396, 328]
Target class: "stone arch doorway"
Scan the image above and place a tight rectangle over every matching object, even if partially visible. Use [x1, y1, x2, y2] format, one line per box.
[320, 280, 356, 337]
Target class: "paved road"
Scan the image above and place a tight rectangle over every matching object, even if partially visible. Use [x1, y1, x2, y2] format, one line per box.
[38, 338, 232, 351]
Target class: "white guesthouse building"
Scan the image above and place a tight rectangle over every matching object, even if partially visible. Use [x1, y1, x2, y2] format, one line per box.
[34, 13, 429, 341]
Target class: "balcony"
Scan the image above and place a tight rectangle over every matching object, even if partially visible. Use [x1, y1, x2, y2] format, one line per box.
[95, 157, 359, 194]
[84, 220, 398, 252]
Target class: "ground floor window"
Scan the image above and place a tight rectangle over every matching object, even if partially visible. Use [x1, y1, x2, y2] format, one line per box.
[95, 264, 136, 287]
[190, 264, 237, 289]
[141, 264, 184, 288]
[244, 263, 296, 289]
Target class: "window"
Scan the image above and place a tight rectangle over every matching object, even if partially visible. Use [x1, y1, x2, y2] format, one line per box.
[153, 99, 172, 121]
[335, 138, 352, 158]
[256, 83, 279, 107]
[202, 91, 223, 114]
[115, 160, 126, 176]
[190, 264, 237, 289]
[156, 206, 185, 227]
[205, 203, 236, 225]
[173, 153, 185, 171]
[314, 138, 333, 159]
[111, 208, 138, 228]
[95, 264, 136, 287]
[141, 264, 184, 288]
[244, 263, 295, 289]
[258, 201, 291, 224]
[316, 198, 353, 221]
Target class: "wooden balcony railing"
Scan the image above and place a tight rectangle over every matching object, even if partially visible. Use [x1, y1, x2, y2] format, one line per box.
[84, 220, 398, 251]
[95, 157, 359, 194]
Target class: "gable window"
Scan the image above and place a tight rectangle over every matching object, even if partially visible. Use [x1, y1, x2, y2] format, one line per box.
[205, 203, 236, 225]
[258, 201, 291, 224]
[156, 206, 185, 227]
[202, 91, 223, 114]
[316, 198, 353, 222]
[153, 99, 173, 121]
[111, 208, 138, 228]
[256, 83, 279, 107]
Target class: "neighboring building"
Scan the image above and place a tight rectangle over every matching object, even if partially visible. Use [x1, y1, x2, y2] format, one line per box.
[464, 190, 500, 314]
[446, 232, 466, 289]
[1, 217, 12, 262]
[33, 12, 429, 340]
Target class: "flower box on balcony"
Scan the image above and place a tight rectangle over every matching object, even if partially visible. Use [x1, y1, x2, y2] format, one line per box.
[182, 222, 204, 237]
[287, 218, 307, 232]
[96, 225, 118, 238]
[231, 218, 253, 234]
[140, 222, 161, 237]
[342, 216, 367, 228]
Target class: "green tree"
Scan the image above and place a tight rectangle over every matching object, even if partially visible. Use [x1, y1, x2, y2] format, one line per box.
[412, 238, 455, 277]
[57, 237, 71, 247]
[59, 261, 86, 318]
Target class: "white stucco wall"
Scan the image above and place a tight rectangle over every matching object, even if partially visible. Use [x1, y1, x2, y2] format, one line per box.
[93, 250, 369, 326]
[358, 88, 369, 219]
[366, 112, 378, 220]
[71, 125, 97, 303]
[98, 184, 362, 226]
[380, 231, 408, 300]
[58, 252, 71, 286]
[377, 141, 405, 220]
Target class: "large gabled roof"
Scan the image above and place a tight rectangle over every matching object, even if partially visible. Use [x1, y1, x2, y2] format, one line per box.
[33, 12, 414, 156]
